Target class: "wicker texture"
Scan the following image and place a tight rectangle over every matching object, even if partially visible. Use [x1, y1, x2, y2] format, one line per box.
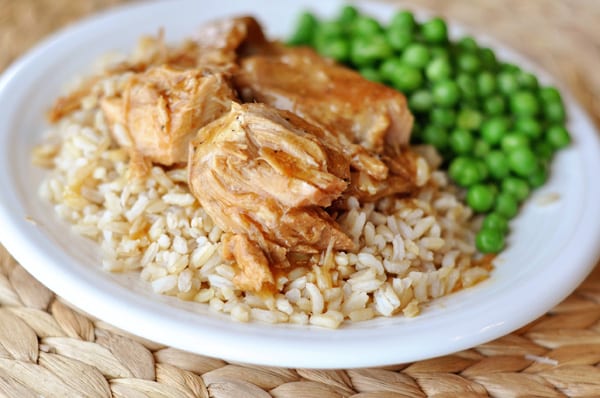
[1, 0, 600, 396]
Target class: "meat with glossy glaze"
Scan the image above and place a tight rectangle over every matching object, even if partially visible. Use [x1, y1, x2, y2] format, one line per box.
[188, 102, 355, 291]
[234, 46, 413, 154]
[233, 45, 420, 202]
[101, 65, 237, 166]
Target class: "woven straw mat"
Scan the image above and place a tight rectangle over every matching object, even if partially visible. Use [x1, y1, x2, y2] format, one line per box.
[1, 0, 600, 397]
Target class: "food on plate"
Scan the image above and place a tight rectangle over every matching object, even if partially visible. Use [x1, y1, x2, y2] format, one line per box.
[188, 102, 354, 291]
[234, 47, 413, 153]
[34, 12, 525, 328]
[101, 67, 236, 166]
[234, 45, 424, 203]
[290, 6, 571, 254]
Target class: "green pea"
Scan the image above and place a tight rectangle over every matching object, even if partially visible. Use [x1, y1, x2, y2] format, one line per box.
[544, 101, 566, 123]
[546, 125, 571, 149]
[422, 125, 448, 151]
[402, 43, 431, 68]
[467, 184, 496, 212]
[533, 140, 555, 162]
[502, 177, 530, 202]
[479, 47, 498, 69]
[385, 25, 414, 51]
[508, 146, 538, 177]
[497, 71, 519, 95]
[539, 86, 562, 103]
[390, 65, 423, 92]
[430, 46, 450, 60]
[516, 71, 538, 89]
[457, 52, 481, 74]
[485, 150, 510, 180]
[480, 117, 508, 146]
[359, 67, 383, 83]
[432, 80, 460, 107]
[483, 95, 506, 115]
[408, 89, 433, 112]
[476, 228, 505, 253]
[477, 72, 496, 97]
[473, 139, 491, 158]
[501, 62, 521, 73]
[449, 157, 483, 187]
[457, 36, 478, 52]
[425, 58, 452, 82]
[449, 129, 475, 154]
[457, 108, 483, 130]
[457, 73, 478, 100]
[449, 156, 469, 181]
[391, 10, 416, 31]
[288, 12, 318, 45]
[510, 90, 540, 116]
[482, 213, 509, 233]
[494, 192, 519, 219]
[457, 163, 484, 187]
[316, 20, 345, 39]
[431, 108, 456, 128]
[316, 37, 350, 62]
[528, 164, 548, 188]
[380, 58, 402, 80]
[514, 117, 542, 139]
[421, 17, 448, 43]
[350, 35, 393, 66]
[501, 133, 530, 152]
[338, 5, 359, 24]
[351, 16, 382, 36]
[380, 58, 423, 91]
[409, 89, 433, 112]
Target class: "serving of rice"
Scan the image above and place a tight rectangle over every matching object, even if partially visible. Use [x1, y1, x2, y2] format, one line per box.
[32, 46, 490, 330]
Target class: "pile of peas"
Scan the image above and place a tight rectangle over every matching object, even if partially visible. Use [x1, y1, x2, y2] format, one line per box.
[288, 6, 571, 254]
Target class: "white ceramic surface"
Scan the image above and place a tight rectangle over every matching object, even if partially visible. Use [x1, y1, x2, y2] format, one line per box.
[1, 0, 600, 369]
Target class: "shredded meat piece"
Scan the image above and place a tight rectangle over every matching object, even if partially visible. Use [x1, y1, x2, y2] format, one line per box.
[233, 46, 413, 154]
[343, 150, 420, 202]
[222, 233, 274, 292]
[188, 102, 355, 291]
[101, 65, 237, 166]
[194, 16, 273, 60]
[233, 45, 420, 202]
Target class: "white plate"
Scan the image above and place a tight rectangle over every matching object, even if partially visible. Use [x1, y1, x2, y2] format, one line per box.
[1, 0, 600, 369]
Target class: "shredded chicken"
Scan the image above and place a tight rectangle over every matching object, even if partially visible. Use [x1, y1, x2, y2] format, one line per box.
[194, 15, 273, 61]
[234, 46, 413, 154]
[222, 233, 274, 292]
[101, 65, 237, 165]
[233, 45, 420, 202]
[344, 150, 421, 202]
[188, 103, 355, 291]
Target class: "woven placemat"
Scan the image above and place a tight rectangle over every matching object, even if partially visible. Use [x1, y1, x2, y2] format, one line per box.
[1, 0, 600, 397]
